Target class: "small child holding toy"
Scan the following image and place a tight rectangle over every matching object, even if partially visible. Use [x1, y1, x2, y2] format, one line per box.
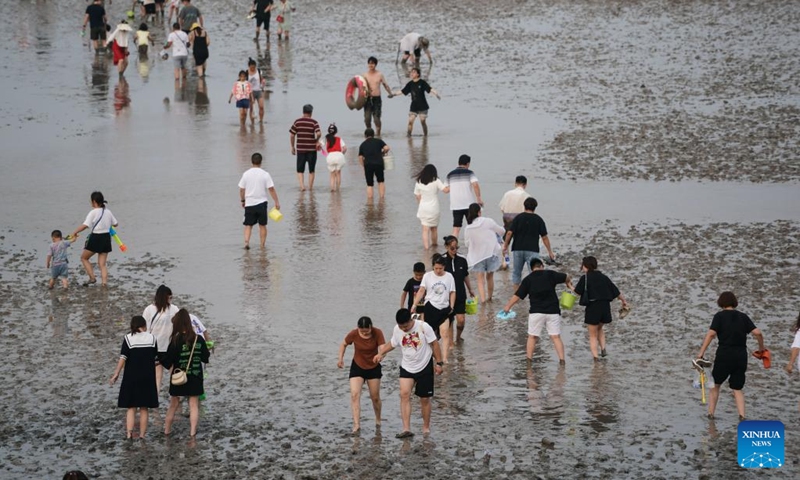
[46, 230, 75, 289]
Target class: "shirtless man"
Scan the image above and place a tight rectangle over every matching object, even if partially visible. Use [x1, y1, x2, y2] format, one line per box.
[362, 57, 393, 137]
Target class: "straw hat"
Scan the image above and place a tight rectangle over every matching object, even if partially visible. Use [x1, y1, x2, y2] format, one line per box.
[190, 23, 202, 31]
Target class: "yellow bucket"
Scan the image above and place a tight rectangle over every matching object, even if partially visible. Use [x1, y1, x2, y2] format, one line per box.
[465, 297, 478, 315]
[268, 207, 283, 222]
[559, 291, 577, 310]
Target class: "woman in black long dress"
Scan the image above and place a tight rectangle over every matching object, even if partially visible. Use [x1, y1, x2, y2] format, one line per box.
[109, 316, 158, 439]
[163, 308, 210, 437]
[573, 256, 628, 361]
[189, 24, 210, 77]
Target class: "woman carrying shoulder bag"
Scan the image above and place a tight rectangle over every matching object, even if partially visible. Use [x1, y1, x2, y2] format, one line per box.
[163, 309, 210, 438]
[573, 256, 628, 361]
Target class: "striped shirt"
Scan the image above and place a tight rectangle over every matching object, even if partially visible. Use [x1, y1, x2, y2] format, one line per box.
[445, 167, 478, 210]
[289, 117, 321, 153]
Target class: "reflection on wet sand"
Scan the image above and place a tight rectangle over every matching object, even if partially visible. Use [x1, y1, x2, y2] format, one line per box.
[193, 78, 210, 116]
[526, 364, 566, 419]
[584, 363, 619, 434]
[276, 40, 293, 89]
[407, 136, 429, 174]
[87, 56, 110, 110]
[294, 191, 320, 243]
[240, 249, 273, 326]
[113, 78, 130, 114]
[137, 54, 151, 81]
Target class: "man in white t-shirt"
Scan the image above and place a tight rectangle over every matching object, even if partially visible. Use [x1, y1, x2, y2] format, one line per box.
[238, 152, 281, 249]
[498, 175, 532, 229]
[398, 32, 432, 64]
[164, 22, 190, 81]
[445, 154, 482, 237]
[412, 254, 456, 363]
[374, 309, 443, 438]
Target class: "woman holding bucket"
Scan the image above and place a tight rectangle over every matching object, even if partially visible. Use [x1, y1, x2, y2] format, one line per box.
[573, 256, 628, 361]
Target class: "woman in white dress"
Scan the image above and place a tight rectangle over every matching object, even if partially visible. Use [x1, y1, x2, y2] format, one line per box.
[413, 164, 449, 249]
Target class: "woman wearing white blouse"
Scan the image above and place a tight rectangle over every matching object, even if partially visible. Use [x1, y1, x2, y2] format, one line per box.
[463, 203, 505, 303]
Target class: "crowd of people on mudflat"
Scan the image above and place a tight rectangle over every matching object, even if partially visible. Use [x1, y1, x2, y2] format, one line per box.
[52, 2, 796, 477]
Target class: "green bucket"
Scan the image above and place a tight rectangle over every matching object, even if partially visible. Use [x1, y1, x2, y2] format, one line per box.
[560, 291, 577, 310]
[465, 297, 478, 315]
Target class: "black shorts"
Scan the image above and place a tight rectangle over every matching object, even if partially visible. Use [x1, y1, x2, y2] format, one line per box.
[90, 26, 107, 41]
[296, 151, 317, 173]
[584, 300, 613, 325]
[364, 96, 382, 120]
[364, 163, 385, 187]
[712, 348, 748, 390]
[399, 359, 434, 398]
[155, 0, 166, 4]
[451, 296, 466, 315]
[85, 232, 112, 254]
[349, 361, 382, 380]
[404, 48, 422, 59]
[256, 13, 271, 28]
[452, 209, 469, 228]
[243, 201, 268, 226]
[423, 302, 451, 339]
[145, 3, 156, 14]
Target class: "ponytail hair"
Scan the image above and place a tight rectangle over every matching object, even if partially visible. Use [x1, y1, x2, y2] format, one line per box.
[465, 203, 481, 225]
[90, 191, 107, 207]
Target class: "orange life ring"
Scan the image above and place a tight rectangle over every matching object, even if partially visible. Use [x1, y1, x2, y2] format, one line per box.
[345, 75, 367, 110]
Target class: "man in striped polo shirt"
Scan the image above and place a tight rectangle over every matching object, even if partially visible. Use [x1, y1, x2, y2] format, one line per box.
[445, 154, 483, 237]
[289, 104, 321, 191]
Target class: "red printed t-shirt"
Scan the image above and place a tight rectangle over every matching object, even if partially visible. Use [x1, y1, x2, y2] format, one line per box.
[289, 117, 321, 153]
[345, 328, 386, 370]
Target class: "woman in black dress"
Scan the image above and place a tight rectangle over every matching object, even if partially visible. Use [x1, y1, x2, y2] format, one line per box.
[188, 24, 210, 77]
[573, 256, 628, 361]
[163, 308, 210, 437]
[109, 316, 158, 439]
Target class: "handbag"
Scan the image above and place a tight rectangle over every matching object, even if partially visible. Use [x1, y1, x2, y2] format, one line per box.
[579, 273, 590, 306]
[276, 15, 284, 23]
[84, 207, 105, 249]
[170, 335, 198, 386]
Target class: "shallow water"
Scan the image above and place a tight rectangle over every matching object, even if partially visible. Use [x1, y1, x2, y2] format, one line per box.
[1, 0, 799, 479]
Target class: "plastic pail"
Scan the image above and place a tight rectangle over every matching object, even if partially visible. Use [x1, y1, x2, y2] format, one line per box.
[465, 298, 478, 315]
[268, 207, 283, 222]
[559, 291, 577, 310]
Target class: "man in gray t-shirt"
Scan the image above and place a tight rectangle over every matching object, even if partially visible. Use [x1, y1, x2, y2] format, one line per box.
[178, 0, 203, 33]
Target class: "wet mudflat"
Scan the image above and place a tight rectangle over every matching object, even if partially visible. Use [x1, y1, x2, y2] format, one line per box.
[1, 0, 799, 479]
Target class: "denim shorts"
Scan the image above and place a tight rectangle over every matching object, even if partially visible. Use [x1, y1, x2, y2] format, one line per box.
[51, 263, 68, 279]
[471, 255, 501, 273]
[173, 55, 188, 69]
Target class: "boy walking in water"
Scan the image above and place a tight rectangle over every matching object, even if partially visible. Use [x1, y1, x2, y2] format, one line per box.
[238, 152, 281, 249]
[362, 57, 393, 137]
[400, 262, 426, 318]
[374, 309, 443, 438]
[46, 230, 75, 289]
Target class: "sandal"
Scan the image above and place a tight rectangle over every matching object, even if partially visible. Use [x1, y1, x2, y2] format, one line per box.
[82, 279, 97, 287]
[395, 431, 414, 439]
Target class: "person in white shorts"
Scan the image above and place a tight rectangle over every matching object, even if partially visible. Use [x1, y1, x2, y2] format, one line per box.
[501, 258, 573, 364]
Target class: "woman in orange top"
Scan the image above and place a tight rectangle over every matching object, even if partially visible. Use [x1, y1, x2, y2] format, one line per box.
[337, 316, 385, 435]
